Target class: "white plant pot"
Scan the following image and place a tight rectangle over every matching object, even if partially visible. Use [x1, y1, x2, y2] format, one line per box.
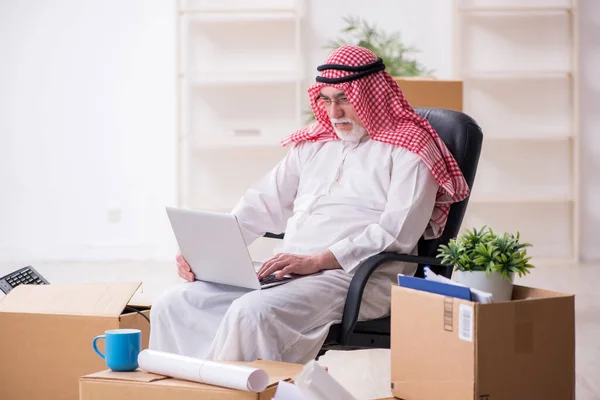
[453, 270, 514, 302]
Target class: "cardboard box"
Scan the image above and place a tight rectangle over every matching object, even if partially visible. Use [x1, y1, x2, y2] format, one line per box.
[79, 359, 305, 400]
[394, 77, 463, 112]
[390, 284, 575, 400]
[0, 282, 150, 400]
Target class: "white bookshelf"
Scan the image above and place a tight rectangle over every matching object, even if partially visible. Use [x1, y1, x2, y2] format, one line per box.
[470, 196, 574, 204]
[176, 0, 305, 212]
[179, 0, 299, 12]
[461, 71, 572, 80]
[455, 0, 574, 10]
[484, 134, 573, 142]
[453, 0, 579, 262]
[456, 6, 574, 12]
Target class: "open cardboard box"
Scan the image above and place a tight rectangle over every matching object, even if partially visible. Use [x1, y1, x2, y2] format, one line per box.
[390, 284, 575, 400]
[394, 77, 463, 112]
[0, 282, 150, 400]
[79, 359, 305, 400]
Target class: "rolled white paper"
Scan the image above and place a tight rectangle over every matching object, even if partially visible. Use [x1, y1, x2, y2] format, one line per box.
[294, 360, 357, 400]
[137, 349, 269, 392]
[274, 380, 308, 400]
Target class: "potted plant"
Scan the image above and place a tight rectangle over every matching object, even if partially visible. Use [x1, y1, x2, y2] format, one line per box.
[437, 226, 534, 302]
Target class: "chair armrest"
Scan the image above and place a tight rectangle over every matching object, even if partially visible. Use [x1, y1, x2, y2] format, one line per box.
[260, 234, 450, 345]
[338, 252, 448, 345]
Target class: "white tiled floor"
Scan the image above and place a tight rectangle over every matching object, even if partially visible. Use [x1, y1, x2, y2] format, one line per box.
[0, 261, 598, 399]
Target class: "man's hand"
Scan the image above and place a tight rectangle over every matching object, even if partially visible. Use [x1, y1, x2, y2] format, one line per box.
[176, 252, 195, 282]
[258, 250, 341, 280]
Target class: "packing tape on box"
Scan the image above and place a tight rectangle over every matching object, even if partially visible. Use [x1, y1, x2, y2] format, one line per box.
[137, 349, 269, 392]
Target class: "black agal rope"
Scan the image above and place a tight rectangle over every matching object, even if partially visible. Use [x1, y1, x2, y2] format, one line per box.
[315, 58, 386, 84]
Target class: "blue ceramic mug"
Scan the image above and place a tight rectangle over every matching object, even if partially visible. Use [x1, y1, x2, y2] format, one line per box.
[92, 328, 141, 372]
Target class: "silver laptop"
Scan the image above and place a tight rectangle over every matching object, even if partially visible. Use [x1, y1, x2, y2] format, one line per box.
[165, 207, 294, 290]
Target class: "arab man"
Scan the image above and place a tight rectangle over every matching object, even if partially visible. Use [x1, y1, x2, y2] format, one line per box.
[149, 45, 469, 363]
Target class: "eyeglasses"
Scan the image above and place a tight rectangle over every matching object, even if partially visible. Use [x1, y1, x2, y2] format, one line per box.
[315, 96, 351, 110]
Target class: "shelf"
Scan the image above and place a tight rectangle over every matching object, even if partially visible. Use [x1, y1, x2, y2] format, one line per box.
[194, 140, 286, 150]
[484, 133, 574, 141]
[457, 7, 574, 13]
[189, 116, 299, 147]
[189, 71, 302, 87]
[178, 0, 299, 13]
[177, 0, 306, 233]
[457, 10, 572, 73]
[189, 142, 290, 159]
[182, 11, 300, 84]
[525, 256, 578, 266]
[469, 195, 574, 204]
[180, 10, 299, 22]
[461, 71, 572, 80]
[454, 0, 579, 261]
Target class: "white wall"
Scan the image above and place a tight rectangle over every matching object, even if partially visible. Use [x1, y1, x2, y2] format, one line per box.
[0, 0, 178, 262]
[1, 0, 598, 262]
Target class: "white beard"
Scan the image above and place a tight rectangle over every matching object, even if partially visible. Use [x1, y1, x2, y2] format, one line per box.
[330, 118, 367, 143]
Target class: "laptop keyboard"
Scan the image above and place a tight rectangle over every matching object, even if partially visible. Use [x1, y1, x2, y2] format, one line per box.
[259, 274, 292, 286]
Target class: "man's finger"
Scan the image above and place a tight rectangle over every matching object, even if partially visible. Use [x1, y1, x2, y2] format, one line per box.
[260, 261, 289, 280]
[259, 257, 281, 277]
[262, 253, 291, 272]
[275, 265, 295, 279]
[258, 260, 273, 277]
[259, 262, 279, 279]
[176, 253, 192, 271]
[178, 269, 193, 282]
[258, 253, 294, 278]
[178, 265, 190, 280]
[186, 272, 195, 281]
[276, 254, 290, 263]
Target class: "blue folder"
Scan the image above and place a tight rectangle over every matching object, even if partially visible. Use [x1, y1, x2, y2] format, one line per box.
[398, 274, 472, 301]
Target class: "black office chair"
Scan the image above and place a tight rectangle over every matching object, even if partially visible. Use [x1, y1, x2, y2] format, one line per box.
[266, 108, 483, 354]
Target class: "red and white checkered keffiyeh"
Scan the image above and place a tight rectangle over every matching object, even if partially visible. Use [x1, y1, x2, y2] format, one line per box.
[281, 45, 470, 238]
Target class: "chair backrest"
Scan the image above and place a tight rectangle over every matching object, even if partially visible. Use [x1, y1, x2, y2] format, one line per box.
[413, 107, 484, 276]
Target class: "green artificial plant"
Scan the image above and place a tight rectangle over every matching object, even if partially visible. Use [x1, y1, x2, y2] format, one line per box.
[437, 226, 535, 280]
[323, 15, 433, 77]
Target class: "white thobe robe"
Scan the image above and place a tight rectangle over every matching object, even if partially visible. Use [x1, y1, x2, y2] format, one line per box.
[149, 137, 439, 363]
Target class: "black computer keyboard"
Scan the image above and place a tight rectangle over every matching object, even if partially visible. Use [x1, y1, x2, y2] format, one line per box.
[0, 266, 49, 294]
